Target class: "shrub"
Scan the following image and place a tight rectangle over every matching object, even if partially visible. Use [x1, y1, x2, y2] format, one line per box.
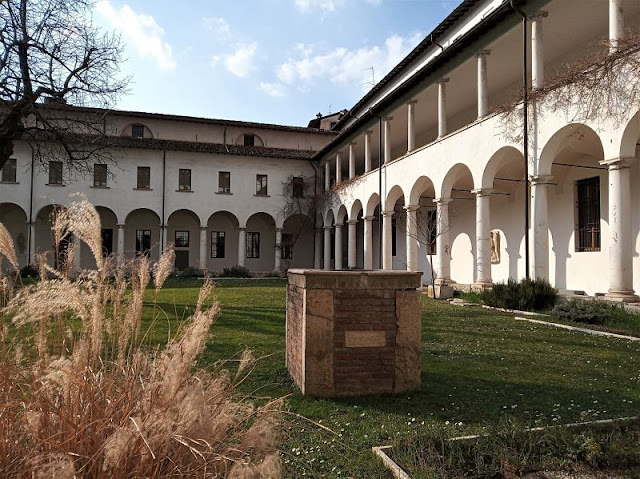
[220, 265, 252, 278]
[0, 199, 280, 478]
[552, 299, 624, 325]
[20, 263, 39, 278]
[177, 266, 202, 278]
[481, 277, 557, 312]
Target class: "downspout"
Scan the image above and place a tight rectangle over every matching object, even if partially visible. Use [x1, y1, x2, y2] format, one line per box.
[161, 150, 166, 252]
[430, 33, 445, 52]
[369, 107, 384, 270]
[510, 0, 530, 280]
[27, 144, 35, 264]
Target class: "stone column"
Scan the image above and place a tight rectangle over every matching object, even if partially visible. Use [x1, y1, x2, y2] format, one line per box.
[314, 228, 322, 269]
[610, 0, 624, 53]
[438, 78, 449, 138]
[405, 205, 419, 272]
[363, 215, 373, 270]
[334, 224, 343, 270]
[530, 175, 553, 280]
[161, 226, 168, 252]
[531, 11, 547, 89]
[347, 220, 357, 269]
[28, 222, 36, 264]
[323, 226, 332, 270]
[382, 211, 393, 270]
[348, 142, 356, 179]
[383, 116, 393, 163]
[407, 100, 417, 152]
[324, 160, 331, 191]
[434, 198, 451, 284]
[275, 227, 282, 272]
[238, 227, 246, 267]
[72, 235, 81, 272]
[476, 50, 490, 118]
[473, 189, 492, 288]
[335, 153, 342, 184]
[199, 226, 207, 271]
[364, 130, 372, 173]
[117, 224, 125, 267]
[602, 157, 638, 301]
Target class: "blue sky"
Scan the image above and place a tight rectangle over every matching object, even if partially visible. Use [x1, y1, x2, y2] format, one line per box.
[95, 0, 460, 127]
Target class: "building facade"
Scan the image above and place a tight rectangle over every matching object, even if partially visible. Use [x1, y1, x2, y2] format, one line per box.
[1, 0, 639, 301]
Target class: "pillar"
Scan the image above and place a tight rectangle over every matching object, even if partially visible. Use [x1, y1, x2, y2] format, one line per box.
[602, 158, 638, 301]
[325, 160, 331, 191]
[407, 100, 417, 152]
[199, 226, 207, 271]
[323, 226, 332, 270]
[364, 130, 372, 173]
[161, 226, 168, 253]
[531, 11, 547, 89]
[72, 235, 81, 272]
[530, 175, 553, 280]
[275, 228, 282, 272]
[473, 189, 492, 288]
[438, 78, 449, 138]
[363, 215, 373, 270]
[382, 211, 393, 270]
[610, 0, 624, 53]
[116, 224, 125, 267]
[334, 223, 343, 270]
[348, 142, 356, 179]
[28, 222, 36, 264]
[476, 50, 490, 118]
[238, 227, 246, 267]
[335, 153, 342, 184]
[434, 198, 451, 284]
[314, 228, 322, 269]
[347, 220, 357, 269]
[383, 116, 393, 163]
[405, 205, 419, 272]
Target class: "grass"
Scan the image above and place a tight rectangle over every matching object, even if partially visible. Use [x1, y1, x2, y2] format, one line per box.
[142, 278, 640, 478]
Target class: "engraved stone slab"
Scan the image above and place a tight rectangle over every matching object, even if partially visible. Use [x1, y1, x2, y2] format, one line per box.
[345, 330, 386, 348]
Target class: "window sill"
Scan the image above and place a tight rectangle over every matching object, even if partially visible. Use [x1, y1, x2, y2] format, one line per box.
[46, 183, 65, 187]
[176, 189, 194, 193]
[133, 187, 153, 191]
[254, 194, 270, 198]
[215, 191, 233, 195]
[0, 181, 18, 184]
[91, 185, 110, 189]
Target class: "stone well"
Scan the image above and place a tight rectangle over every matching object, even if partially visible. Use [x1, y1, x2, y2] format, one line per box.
[286, 269, 422, 397]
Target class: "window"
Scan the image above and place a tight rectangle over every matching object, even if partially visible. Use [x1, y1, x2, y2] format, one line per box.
[48, 161, 63, 185]
[282, 233, 294, 260]
[1, 158, 16, 182]
[135, 229, 151, 256]
[178, 168, 191, 191]
[175, 230, 189, 247]
[132, 124, 144, 139]
[256, 174, 268, 196]
[246, 232, 260, 258]
[211, 231, 225, 258]
[93, 164, 107, 187]
[576, 176, 601, 252]
[137, 166, 150, 189]
[218, 171, 230, 193]
[243, 134, 255, 146]
[292, 176, 304, 198]
[101, 229, 113, 256]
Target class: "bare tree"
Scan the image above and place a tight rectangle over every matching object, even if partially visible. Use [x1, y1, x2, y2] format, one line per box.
[0, 0, 129, 172]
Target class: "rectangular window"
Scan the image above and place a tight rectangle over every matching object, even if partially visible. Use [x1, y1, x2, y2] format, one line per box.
[178, 168, 191, 191]
[211, 231, 225, 258]
[283, 233, 294, 260]
[132, 124, 144, 139]
[135, 229, 151, 257]
[1, 158, 17, 182]
[218, 171, 230, 193]
[391, 218, 397, 256]
[243, 134, 255, 146]
[48, 161, 63, 185]
[577, 176, 601, 252]
[292, 176, 304, 198]
[256, 174, 268, 196]
[101, 228, 113, 256]
[93, 164, 107, 187]
[137, 166, 150, 189]
[175, 230, 189, 247]
[246, 232, 260, 258]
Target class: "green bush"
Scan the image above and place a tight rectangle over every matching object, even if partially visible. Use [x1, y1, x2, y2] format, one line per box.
[177, 266, 202, 278]
[220, 265, 252, 278]
[552, 299, 624, 325]
[481, 278, 557, 312]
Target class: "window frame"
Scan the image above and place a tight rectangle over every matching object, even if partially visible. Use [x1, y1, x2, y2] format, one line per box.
[135, 229, 152, 257]
[93, 163, 108, 188]
[282, 233, 294, 260]
[576, 176, 601, 252]
[48, 161, 63, 185]
[174, 230, 190, 248]
[132, 124, 145, 139]
[178, 168, 192, 191]
[137, 166, 151, 189]
[246, 232, 260, 259]
[218, 171, 231, 193]
[292, 176, 304, 198]
[1, 158, 17, 183]
[256, 174, 268, 196]
[210, 231, 226, 258]
[243, 134, 255, 146]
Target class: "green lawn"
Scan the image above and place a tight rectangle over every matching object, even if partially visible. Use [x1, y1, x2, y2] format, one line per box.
[144, 278, 640, 478]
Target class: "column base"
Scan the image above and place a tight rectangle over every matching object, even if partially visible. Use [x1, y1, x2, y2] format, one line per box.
[434, 278, 455, 286]
[471, 281, 493, 292]
[604, 290, 639, 303]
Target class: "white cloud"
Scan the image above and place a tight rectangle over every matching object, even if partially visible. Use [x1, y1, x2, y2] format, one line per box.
[259, 82, 288, 97]
[96, 0, 176, 72]
[275, 33, 422, 90]
[294, 0, 381, 13]
[203, 16, 232, 41]
[212, 43, 258, 78]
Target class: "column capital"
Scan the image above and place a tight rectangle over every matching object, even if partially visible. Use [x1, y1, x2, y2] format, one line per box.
[434, 197, 452, 206]
[349, 141, 357, 147]
[117, 223, 125, 228]
[600, 157, 636, 170]
[238, 226, 246, 231]
[529, 174, 555, 185]
[381, 210, 394, 218]
[407, 99, 418, 105]
[472, 188, 493, 197]
[384, 115, 393, 121]
[347, 219, 358, 225]
[529, 10, 548, 20]
[323, 225, 333, 230]
[336, 152, 342, 159]
[334, 223, 343, 230]
[475, 49, 491, 57]
[200, 225, 208, 230]
[275, 227, 283, 233]
[437, 77, 450, 84]
[365, 129, 373, 136]
[363, 215, 374, 221]
[404, 205, 420, 212]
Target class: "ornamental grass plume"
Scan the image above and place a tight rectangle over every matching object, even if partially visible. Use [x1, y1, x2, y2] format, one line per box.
[0, 199, 282, 478]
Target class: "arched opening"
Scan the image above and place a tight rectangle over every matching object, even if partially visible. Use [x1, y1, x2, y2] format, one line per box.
[409, 176, 437, 284]
[0, 203, 28, 270]
[206, 211, 240, 273]
[245, 212, 276, 273]
[385, 185, 405, 270]
[124, 208, 161, 261]
[34, 204, 70, 269]
[366, 193, 381, 269]
[79, 206, 118, 270]
[335, 205, 348, 270]
[167, 209, 202, 270]
[282, 214, 314, 269]
[350, 199, 364, 269]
